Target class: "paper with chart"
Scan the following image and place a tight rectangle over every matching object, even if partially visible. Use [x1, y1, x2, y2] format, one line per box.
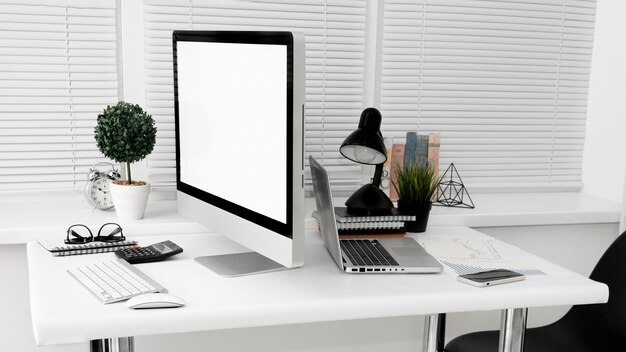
[416, 236, 574, 278]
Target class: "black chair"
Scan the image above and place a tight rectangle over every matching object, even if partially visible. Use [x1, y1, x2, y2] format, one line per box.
[445, 230, 626, 352]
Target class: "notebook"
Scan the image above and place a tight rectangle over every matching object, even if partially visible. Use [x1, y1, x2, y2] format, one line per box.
[309, 156, 442, 274]
[37, 240, 138, 257]
[333, 207, 416, 222]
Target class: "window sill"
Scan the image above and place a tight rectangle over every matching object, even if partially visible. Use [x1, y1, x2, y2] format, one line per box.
[0, 191, 620, 245]
[304, 192, 621, 229]
[0, 190, 206, 245]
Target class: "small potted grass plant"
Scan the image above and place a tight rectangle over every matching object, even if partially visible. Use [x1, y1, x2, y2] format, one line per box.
[393, 159, 439, 232]
[95, 101, 157, 220]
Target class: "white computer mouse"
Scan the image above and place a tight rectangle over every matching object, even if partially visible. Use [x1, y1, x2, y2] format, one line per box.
[125, 293, 186, 309]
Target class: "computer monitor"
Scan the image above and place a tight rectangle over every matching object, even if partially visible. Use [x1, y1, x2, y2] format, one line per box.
[173, 31, 305, 277]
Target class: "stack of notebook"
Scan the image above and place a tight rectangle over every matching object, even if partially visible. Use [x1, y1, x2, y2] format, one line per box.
[312, 207, 416, 238]
[37, 240, 138, 257]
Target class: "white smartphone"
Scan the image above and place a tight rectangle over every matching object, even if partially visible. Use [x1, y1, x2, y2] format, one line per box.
[457, 269, 525, 287]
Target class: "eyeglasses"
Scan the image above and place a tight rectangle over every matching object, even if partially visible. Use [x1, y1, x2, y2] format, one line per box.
[65, 223, 125, 244]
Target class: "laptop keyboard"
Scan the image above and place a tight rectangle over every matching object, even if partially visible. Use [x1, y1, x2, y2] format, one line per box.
[340, 239, 399, 266]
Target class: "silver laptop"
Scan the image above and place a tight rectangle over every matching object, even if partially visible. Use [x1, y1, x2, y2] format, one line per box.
[309, 156, 442, 274]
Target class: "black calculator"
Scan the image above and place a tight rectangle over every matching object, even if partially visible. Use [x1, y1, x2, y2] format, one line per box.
[115, 240, 183, 264]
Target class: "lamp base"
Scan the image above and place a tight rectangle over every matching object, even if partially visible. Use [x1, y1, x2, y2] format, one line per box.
[345, 183, 394, 215]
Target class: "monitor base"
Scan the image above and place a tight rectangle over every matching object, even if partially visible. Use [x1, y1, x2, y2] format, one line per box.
[194, 252, 287, 277]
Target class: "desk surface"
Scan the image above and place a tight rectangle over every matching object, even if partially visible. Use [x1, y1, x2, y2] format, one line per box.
[27, 226, 608, 346]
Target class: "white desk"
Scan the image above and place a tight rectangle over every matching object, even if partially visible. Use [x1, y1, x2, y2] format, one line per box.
[27, 226, 608, 352]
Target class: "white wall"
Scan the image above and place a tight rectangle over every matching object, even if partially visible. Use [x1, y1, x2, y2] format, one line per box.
[582, 1, 626, 204]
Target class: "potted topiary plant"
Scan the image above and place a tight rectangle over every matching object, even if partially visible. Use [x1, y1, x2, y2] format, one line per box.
[94, 101, 157, 220]
[393, 159, 439, 232]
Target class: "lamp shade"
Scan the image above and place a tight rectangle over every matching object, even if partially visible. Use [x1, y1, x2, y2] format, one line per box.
[339, 107, 393, 215]
[339, 108, 387, 165]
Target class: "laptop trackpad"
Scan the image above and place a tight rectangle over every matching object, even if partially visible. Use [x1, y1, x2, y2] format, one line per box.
[391, 247, 421, 257]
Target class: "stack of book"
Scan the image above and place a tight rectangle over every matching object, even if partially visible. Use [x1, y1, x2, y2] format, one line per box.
[385, 131, 441, 202]
[312, 207, 416, 238]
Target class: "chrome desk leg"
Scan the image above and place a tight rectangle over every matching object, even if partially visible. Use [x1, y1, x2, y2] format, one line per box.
[498, 308, 527, 352]
[90, 337, 134, 352]
[423, 314, 440, 352]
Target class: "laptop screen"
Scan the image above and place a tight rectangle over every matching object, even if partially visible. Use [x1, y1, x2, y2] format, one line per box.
[309, 156, 344, 269]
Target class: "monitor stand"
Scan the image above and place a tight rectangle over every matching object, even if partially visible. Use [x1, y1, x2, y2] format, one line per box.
[194, 252, 287, 277]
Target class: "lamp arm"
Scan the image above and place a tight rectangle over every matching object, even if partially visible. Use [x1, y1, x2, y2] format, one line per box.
[371, 163, 384, 187]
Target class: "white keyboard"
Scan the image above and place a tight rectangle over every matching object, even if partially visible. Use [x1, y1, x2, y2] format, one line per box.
[68, 259, 167, 304]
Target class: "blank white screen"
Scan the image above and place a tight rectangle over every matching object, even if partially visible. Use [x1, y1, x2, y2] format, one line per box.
[177, 41, 287, 224]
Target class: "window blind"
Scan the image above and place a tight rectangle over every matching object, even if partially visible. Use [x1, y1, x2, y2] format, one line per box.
[381, 0, 596, 192]
[143, 0, 367, 191]
[0, 0, 118, 192]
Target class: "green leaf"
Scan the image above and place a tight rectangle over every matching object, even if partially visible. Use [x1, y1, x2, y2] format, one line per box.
[393, 159, 439, 204]
[94, 101, 157, 182]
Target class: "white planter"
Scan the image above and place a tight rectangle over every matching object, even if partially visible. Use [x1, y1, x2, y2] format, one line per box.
[110, 182, 151, 221]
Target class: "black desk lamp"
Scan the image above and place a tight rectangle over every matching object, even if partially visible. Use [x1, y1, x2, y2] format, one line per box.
[339, 107, 393, 215]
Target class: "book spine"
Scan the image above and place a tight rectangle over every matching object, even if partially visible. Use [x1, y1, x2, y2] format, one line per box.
[389, 143, 405, 202]
[404, 132, 417, 166]
[415, 134, 429, 166]
[428, 132, 441, 178]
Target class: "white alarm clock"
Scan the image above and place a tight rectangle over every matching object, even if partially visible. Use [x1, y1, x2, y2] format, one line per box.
[84, 162, 120, 209]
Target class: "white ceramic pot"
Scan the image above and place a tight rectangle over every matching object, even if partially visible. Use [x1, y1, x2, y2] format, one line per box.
[110, 182, 151, 221]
